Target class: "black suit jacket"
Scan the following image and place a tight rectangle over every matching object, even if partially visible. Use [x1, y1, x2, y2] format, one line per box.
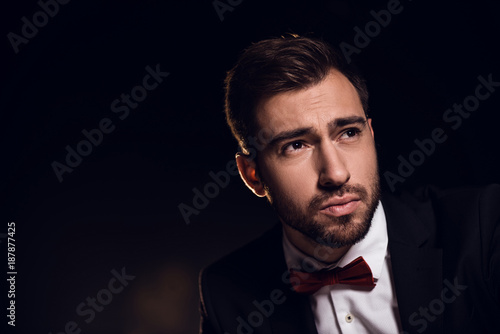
[199, 185, 500, 334]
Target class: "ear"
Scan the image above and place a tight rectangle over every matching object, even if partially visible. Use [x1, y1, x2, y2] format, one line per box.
[235, 153, 266, 197]
[367, 118, 374, 138]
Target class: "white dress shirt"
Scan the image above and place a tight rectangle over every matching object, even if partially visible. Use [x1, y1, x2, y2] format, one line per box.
[282, 202, 402, 334]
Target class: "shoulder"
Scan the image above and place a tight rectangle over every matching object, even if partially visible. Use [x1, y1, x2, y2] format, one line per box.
[423, 183, 500, 231]
[201, 223, 283, 281]
[427, 184, 500, 252]
[383, 183, 500, 223]
[382, 183, 500, 250]
[199, 223, 287, 301]
[198, 224, 288, 332]
[429, 183, 500, 204]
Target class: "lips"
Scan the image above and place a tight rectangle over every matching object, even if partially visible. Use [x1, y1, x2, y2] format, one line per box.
[319, 195, 361, 217]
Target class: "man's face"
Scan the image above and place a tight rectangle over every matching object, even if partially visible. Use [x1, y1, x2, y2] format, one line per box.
[251, 69, 380, 248]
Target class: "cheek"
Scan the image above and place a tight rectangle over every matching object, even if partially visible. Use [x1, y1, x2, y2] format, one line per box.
[261, 160, 316, 200]
[348, 145, 378, 180]
[335, 138, 374, 173]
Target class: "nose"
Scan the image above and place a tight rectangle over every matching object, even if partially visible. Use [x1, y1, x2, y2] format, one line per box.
[317, 141, 350, 189]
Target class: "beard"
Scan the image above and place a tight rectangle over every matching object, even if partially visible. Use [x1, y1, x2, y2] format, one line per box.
[264, 173, 381, 249]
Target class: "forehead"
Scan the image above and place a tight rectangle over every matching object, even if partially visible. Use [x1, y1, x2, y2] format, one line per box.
[255, 70, 365, 134]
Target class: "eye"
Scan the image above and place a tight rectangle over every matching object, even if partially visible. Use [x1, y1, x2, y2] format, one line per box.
[282, 141, 305, 153]
[339, 128, 361, 140]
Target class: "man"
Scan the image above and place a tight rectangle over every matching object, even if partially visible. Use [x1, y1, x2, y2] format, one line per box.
[199, 35, 500, 334]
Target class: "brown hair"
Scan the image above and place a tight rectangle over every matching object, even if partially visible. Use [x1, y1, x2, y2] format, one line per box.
[224, 35, 369, 154]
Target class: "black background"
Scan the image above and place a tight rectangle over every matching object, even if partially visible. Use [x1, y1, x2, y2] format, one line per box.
[1, 0, 500, 333]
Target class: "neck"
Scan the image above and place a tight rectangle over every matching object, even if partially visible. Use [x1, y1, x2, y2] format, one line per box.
[283, 224, 350, 264]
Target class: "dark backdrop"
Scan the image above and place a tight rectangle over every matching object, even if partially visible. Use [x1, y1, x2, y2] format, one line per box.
[1, 0, 499, 333]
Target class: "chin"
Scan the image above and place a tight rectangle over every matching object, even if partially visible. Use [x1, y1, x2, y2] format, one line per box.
[308, 210, 373, 248]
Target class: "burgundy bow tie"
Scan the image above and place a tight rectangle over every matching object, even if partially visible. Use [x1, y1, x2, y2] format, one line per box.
[289, 256, 375, 294]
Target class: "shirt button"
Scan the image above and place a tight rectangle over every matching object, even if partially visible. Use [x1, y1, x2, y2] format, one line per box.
[345, 313, 354, 323]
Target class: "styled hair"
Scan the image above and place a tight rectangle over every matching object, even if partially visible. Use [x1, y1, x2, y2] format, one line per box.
[224, 35, 369, 154]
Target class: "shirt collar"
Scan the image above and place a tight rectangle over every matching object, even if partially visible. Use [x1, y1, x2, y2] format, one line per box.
[282, 201, 388, 281]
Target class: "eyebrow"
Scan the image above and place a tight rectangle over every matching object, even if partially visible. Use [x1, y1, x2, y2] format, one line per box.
[328, 116, 367, 130]
[266, 127, 314, 148]
[266, 116, 367, 148]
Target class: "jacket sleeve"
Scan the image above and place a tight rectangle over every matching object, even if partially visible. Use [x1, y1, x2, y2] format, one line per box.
[491, 216, 500, 304]
[198, 268, 220, 334]
[482, 184, 500, 305]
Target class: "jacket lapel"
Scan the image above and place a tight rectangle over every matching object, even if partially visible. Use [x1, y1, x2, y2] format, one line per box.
[269, 288, 319, 334]
[382, 191, 443, 333]
[260, 224, 319, 334]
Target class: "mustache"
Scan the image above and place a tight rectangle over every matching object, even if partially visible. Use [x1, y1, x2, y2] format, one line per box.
[308, 184, 368, 211]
